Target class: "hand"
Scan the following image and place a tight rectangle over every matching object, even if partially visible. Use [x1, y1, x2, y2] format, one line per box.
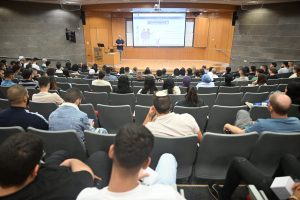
[223, 123, 230, 132]
[147, 106, 156, 118]
[138, 168, 149, 180]
[292, 183, 300, 199]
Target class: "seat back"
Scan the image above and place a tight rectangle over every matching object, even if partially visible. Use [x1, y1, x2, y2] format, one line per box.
[0, 126, 25, 144]
[215, 93, 244, 106]
[83, 91, 109, 108]
[206, 105, 248, 133]
[27, 127, 87, 160]
[0, 86, 9, 99]
[257, 85, 278, 93]
[56, 82, 71, 91]
[134, 105, 150, 124]
[29, 102, 58, 120]
[218, 86, 240, 93]
[71, 83, 91, 92]
[197, 87, 218, 94]
[0, 98, 9, 110]
[55, 77, 68, 83]
[78, 104, 98, 127]
[90, 85, 111, 93]
[97, 104, 133, 134]
[173, 106, 209, 132]
[240, 86, 259, 93]
[249, 106, 270, 121]
[288, 104, 300, 119]
[136, 94, 154, 106]
[84, 131, 116, 155]
[169, 94, 185, 108]
[68, 78, 82, 84]
[110, 93, 136, 112]
[249, 132, 300, 176]
[197, 93, 217, 108]
[266, 79, 279, 85]
[194, 132, 258, 180]
[150, 136, 198, 179]
[277, 84, 288, 92]
[241, 92, 269, 104]
[132, 86, 142, 94]
[279, 78, 293, 84]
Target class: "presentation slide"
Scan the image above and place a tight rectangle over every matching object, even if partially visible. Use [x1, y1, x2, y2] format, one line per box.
[133, 13, 186, 47]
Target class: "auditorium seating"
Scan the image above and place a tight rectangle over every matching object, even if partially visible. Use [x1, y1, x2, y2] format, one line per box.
[0, 126, 25, 144]
[249, 106, 271, 121]
[214, 93, 244, 106]
[194, 132, 258, 180]
[110, 93, 136, 112]
[78, 104, 99, 128]
[134, 105, 150, 124]
[136, 94, 154, 106]
[197, 86, 218, 94]
[71, 83, 91, 92]
[0, 98, 9, 110]
[218, 86, 240, 93]
[90, 85, 111, 93]
[84, 131, 116, 155]
[56, 82, 71, 91]
[257, 85, 278, 93]
[241, 92, 270, 104]
[27, 127, 87, 160]
[197, 93, 217, 108]
[29, 102, 58, 120]
[0, 86, 9, 99]
[240, 86, 259, 93]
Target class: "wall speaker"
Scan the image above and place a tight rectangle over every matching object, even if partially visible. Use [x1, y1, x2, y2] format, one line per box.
[80, 10, 86, 25]
[232, 11, 238, 26]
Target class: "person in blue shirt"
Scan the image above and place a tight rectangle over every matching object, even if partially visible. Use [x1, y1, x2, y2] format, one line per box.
[115, 35, 125, 63]
[1, 69, 16, 87]
[103, 66, 118, 81]
[224, 92, 300, 134]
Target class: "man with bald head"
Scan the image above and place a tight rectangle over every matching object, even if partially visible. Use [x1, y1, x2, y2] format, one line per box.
[224, 92, 300, 134]
[0, 85, 48, 130]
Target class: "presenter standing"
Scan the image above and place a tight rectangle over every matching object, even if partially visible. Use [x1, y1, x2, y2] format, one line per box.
[115, 34, 125, 63]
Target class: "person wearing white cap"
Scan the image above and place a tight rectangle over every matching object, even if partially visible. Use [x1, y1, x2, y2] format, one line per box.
[143, 91, 202, 141]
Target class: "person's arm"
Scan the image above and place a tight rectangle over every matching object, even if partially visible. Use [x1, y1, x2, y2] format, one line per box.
[224, 123, 245, 134]
[291, 183, 300, 200]
[197, 131, 203, 142]
[60, 159, 99, 180]
[143, 106, 156, 126]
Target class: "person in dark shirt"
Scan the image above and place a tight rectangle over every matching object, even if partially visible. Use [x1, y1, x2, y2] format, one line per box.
[114, 75, 133, 94]
[0, 85, 48, 130]
[115, 35, 125, 62]
[0, 133, 106, 200]
[268, 67, 278, 79]
[18, 69, 38, 89]
[138, 75, 157, 94]
[176, 87, 205, 107]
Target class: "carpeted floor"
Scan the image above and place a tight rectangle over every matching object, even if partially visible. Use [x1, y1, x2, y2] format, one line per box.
[177, 185, 249, 200]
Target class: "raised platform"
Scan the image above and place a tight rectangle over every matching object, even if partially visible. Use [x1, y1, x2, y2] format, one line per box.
[115, 59, 229, 73]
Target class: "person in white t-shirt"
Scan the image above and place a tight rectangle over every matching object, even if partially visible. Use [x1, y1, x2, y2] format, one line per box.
[32, 76, 64, 105]
[31, 57, 40, 71]
[91, 70, 112, 91]
[143, 91, 202, 141]
[77, 124, 185, 200]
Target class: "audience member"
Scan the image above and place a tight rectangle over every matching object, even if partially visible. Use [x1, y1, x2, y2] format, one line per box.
[49, 88, 107, 143]
[268, 67, 278, 79]
[224, 92, 300, 134]
[223, 73, 234, 87]
[176, 87, 205, 107]
[92, 70, 112, 91]
[45, 60, 51, 69]
[86, 69, 95, 79]
[156, 69, 163, 82]
[143, 91, 202, 141]
[63, 69, 71, 77]
[173, 68, 180, 77]
[232, 67, 249, 82]
[32, 76, 64, 105]
[248, 65, 256, 77]
[132, 67, 138, 74]
[138, 75, 158, 94]
[103, 66, 118, 81]
[196, 74, 215, 88]
[19, 69, 38, 89]
[0, 133, 102, 200]
[119, 67, 125, 75]
[278, 61, 290, 74]
[46, 68, 56, 77]
[114, 75, 133, 94]
[72, 64, 79, 72]
[179, 67, 186, 76]
[251, 73, 267, 86]
[55, 62, 63, 73]
[162, 68, 167, 77]
[91, 63, 98, 73]
[260, 65, 269, 75]
[289, 65, 300, 78]
[144, 67, 151, 75]
[136, 71, 144, 81]
[162, 78, 181, 95]
[0, 85, 48, 130]
[1, 69, 16, 87]
[187, 68, 193, 76]
[81, 64, 89, 73]
[286, 80, 300, 105]
[124, 67, 132, 78]
[251, 69, 264, 81]
[31, 57, 40, 70]
[77, 124, 185, 200]
[211, 68, 219, 79]
[270, 62, 277, 68]
[182, 76, 191, 88]
[65, 61, 72, 70]
[194, 70, 201, 78]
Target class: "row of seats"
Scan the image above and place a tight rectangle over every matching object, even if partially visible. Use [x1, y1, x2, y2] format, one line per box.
[1, 126, 300, 182]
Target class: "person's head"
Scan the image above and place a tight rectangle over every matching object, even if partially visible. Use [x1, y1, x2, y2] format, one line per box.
[260, 65, 268, 74]
[117, 75, 130, 90]
[224, 73, 233, 85]
[250, 66, 257, 73]
[212, 68, 217, 75]
[7, 85, 29, 107]
[22, 69, 33, 80]
[46, 68, 55, 77]
[226, 67, 231, 74]
[256, 74, 267, 85]
[118, 34, 122, 39]
[124, 67, 130, 73]
[38, 76, 50, 90]
[49, 76, 57, 90]
[72, 64, 79, 71]
[288, 61, 294, 68]
[201, 74, 212, 83]
[173, 68, 180, 76]
[255, 68, 264, 77]
[45, 60, 51, 67]
[64, 88, 83, 105]
[238, 67, 247, 77]
[179, 67, 186, 76]
[270, 62, 277, 68]
[12, 64, 21, 74]
[162, 78, 175, 94]
[156, 69, 162, 77]
[142, 75, 156, 94]
[56, 62, 62, 70]
[0, 133, 43, 188]
[63, 69, 70, 77]
[282, 61, 289, 68]
[293, 65, 300, 77]
[162, 68, 166, 75]
[269, 67, 278, 75]
[199, 69, 205, 76]
[185, 87, 198, 106]
[153, 91, 171, 114]
[98, 70, 105, 80]
[286, 80, 300, 105]
[182, 76, 191, 87]
[208, 67, 213, 72]
[243, 66, 250, 74]
[187, 68, 193, 76]
[119, 67, 125, 74]
[105, 66, 112, 75]
[202, 65, 207, 70]
[89, 69, 95, 76]
[65, 61, 71, 70]
[268, 92, 292, 117]
[136, 71, 143, 80]
[109, 124, 154, 174]
[144, 67, 151, 75]
[32, 57, 38, 63]
[132, 67, 138, 73]
[194, 70, 200, 77]
[4, 69, 14, 80]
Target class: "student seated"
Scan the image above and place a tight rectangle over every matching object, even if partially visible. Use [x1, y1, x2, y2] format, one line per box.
[91, 70, 112, 91]
[162, 78, 181, 95]
[138, 75, 158, 94]
[1, 69, 16, 87]
[114, 75, 133, 94]
[77, 124, 185, 200]
[176, 87, 205, 107]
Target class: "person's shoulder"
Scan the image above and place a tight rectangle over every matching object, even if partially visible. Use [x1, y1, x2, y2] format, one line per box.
[77, 187, 104, 200]
[25, 109, 48, 121]
[145, 185, 185, 200]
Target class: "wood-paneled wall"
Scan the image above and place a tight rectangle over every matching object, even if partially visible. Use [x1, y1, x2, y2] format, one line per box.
[83, 6, 235, 65]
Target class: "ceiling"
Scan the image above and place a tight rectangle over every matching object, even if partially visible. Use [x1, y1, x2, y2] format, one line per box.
[12, 0, 300, 5]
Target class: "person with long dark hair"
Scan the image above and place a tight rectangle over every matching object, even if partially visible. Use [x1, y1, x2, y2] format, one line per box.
[114, 75, 133, 94]
[138, 75, 158, 94]
[176, 87, 205, 107]
[162, 77, 181, 95]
